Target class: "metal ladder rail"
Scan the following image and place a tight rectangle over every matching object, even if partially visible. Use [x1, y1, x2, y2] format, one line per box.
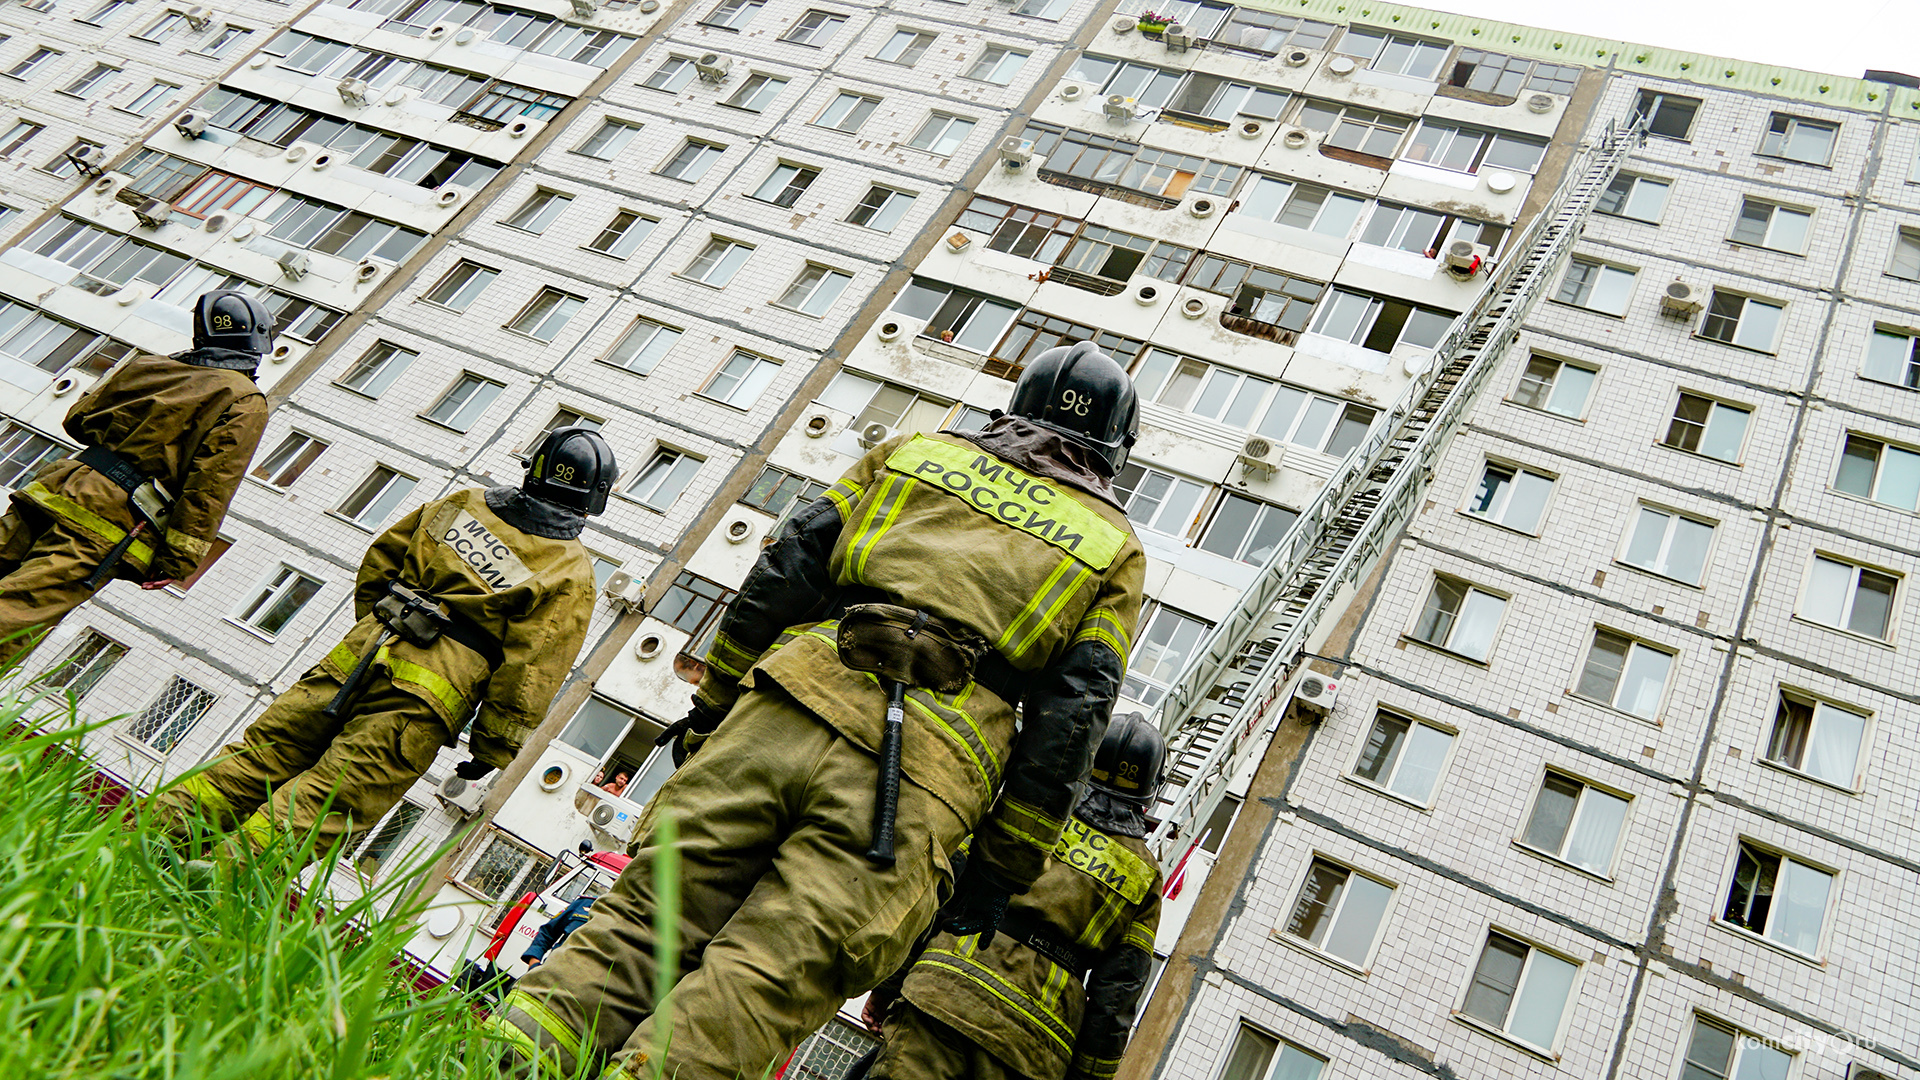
[1146, 120, 1647, 869]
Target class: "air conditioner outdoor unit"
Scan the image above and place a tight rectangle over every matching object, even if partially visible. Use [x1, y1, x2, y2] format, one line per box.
[570, 0, 599, 14]
[278, 250, 312, 281]
[695, 53, 732, 82]
[1103, 94, 1137, 121]
[601, 568, 644, 610]
[65, 145, 107, 177]
[337, 78, 371, 106]
[132, 198, 173, 228]
[181, 4, 212, 29]
[438, 773, 489, 814]
[173, 110, 208, 139]
[857, 422, 893, 450]
[1162, 23, 1193, 50]
[1238, 434, 1279, 479]
[1287, 668, 1340, 718]
[587, 791, 645, 844]
[998, 136, 1033, 170]
[1662, 280, 1703, 315]
[1445, 240, 1488, 276]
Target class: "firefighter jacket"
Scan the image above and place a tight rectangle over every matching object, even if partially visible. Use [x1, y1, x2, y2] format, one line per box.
[693, 421, 1146, 890]
[327, 487, 595, 768]
[14, 353, 266, 581]
[900, 818, 1162, 1080]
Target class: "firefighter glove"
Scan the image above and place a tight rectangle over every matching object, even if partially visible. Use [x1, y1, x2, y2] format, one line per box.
[938, 859, 1017, 950]
[658, 698, 727, 767]
[454, 759, 494, 781]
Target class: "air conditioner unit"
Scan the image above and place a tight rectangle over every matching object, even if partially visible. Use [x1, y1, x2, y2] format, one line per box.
[857, 422, 893, 450]
[601, 568, 644, 610]
[695, 53, 732, 82]
[65, 145, 107, 177]
[1445, 240, 1488, 276]
[587, 790, 645, 844]
[438, 772, 489, 814]
[173, 110, 208, 139]
[570, 0, 598, 16]
[132, 198, 173, 228]
[337, 78, 371, 106]
[1162, 23, 1193, 50]
[181, 4, 212, 29]
[1287, 667, 1339, 718]
[998, 136, 1033, 170]
[1103, 94, 1137, 121]
[1238, 434, 1278, 479]
[1662, 280, 1703, 315]
[278, 250, 312, 281]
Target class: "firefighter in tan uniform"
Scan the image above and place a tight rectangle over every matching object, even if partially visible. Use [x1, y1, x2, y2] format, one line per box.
[0, 291, 272, 665]
[865, 713, 1166, 1080]
[151, 428, 613, 862]
[494, 342, 1146, 1080]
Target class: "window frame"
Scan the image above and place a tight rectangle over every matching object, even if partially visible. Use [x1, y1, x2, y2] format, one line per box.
[1716, 839, 1836, 958]
[44, 627, 127, 701]
[1196, 492, 1298, 566]
[1347, 708, 1456, 808]
[1573, 626, 1675, 721]
[60, 62, 120, 99]
[122, 675, 217, 755]
[773, 263, 852, 318]
[846, 185, 914, 232]
[1861, 326, 1920, 390]
[1660, 391, 1751, 464]
[1832, 431, 1920, 512]
[1729, 198, 1813, 255]
[722, 71, 788, 112]
[584, 209, 658, 259]
[624, 447, 703, 511]
[696, 349, 780, 409]
[1514, 768, 1631, 878]
[679, 236, 754, 287]
[501, 188, 573, 234]
[1616, 503, 1716, 587]
[1680, 1014, 1796, 1080]
[1795, 552, 1900, 642]
[1462, 459, 1554, 535]
[505, 287, 587, 342]
[1757, 112, 1839, 166]
[813, 90, 880, 133]
[335, 464, 418, 529]
[420, 371, 506, 432]
[781, 9, 846, 46]
[906, 112, 976, 157]
[1594, 173, 1670, 223]
[640, 56, 696, 93]
[964, 44, 1028, 85]
[873, 28, 936, 67]
[1761, 688, 1868, 791]
[700, 0, 763, 30]
[574, 118, 642, 160]
[1553, 257, 1636, 316]
[658, 138, 726, 183]
[748, 161, 819, 208]
[1887, 228, 1920, 282]
[1118, 599, 1213, 709]
[1633, 89, 1701, 141]
[1455, 929, 1581, 1054]
[1698, 289, 1785, 353]
[335, 340, 418, 399]
[1211, 1024, 1328, 1080]
[1278, 855, 1396, 971]
[1406, 574, 1507, 663]
[232, 564, 325, 639]
[249, 430, 329, 488]
[599, 316, 681, 375]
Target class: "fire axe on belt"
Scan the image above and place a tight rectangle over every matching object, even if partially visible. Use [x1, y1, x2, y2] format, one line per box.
[324, 582, 452, 718]
[78, 445, 175, 591]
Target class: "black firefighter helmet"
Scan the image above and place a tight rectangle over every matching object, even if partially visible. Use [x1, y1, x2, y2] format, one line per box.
[192, 290, 276, 356]
[1007, 340, 1139, 475]
[1087, 711, 1166, 803]
[524, 426, 617, 516]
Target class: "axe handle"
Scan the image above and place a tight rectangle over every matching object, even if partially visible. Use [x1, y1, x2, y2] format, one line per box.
[866, 682, 906, 867]
[324, 627, 393, 718]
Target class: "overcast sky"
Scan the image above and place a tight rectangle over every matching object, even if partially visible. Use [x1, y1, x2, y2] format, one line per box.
[1419, 0, 1920, 83]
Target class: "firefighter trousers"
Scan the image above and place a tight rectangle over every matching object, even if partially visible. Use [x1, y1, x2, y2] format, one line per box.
[496, 685, 967, 1080]
[148, 664, 448, 862]
[871, 1001, 1028, 1080]
[0, 503, 121, 668]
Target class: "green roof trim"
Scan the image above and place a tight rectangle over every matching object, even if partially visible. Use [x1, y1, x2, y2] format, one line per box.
[1237, 0, 1920, 113]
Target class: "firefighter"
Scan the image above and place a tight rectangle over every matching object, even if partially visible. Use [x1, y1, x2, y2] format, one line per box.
[150, 427, 614, 863]
[864, 713, 1166, 1080]
[494, 342, 1146, 1080]
[0, 291, 272, 665]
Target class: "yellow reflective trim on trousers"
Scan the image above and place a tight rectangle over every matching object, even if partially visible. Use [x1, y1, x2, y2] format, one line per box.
[177, 772, 237, 824]
[482, 1013, 552, 1068]
[848, 474, 914, 581]
[994, 555, 1077, 657]
[904, 691, 995, 795]
[920, 950, 1074, 1052]
[164, 528, 210, 560]
[238, 810, 275, 854]
[884, 436, 1126, 570]
[504, 990, 585, 1063]
[324, 641, 468, 718]
[19, 482, 155, 567]
[1012, 562, 1092, 660]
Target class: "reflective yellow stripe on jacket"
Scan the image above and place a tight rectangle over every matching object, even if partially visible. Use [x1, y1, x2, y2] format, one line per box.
[921, 939, 1078, 1054]
[19, 481, 155, 567]
[326, 641, 471, 718]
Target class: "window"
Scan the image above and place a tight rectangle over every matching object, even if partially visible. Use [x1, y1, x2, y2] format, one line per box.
[422, 262, 498, 312]
[262, 293, 345, 344]
[966, 45, 1027, 84]
[1238, 176, 1366, 237]
[237, 566, 323, 636]
[1835, 432, 1920, 511]
[126, 676, 216, 753]
[1521, 772, 1629, 875]
[1294, 101, 1412, 158]
[875, 29, 935, 66]
[2, 120, 43, 157]
[61, 63, 119, 99]
[337, 341, 417, 398]
[45, 628, 125, 700]
[750, 163, 818, 208]
[741, 465, 826, 518]
[137, 12, 187, 40]
[908, 113, 975, 156]
[702, 0, 762, 29]
[776, 264, 852, 317]
[1863, 327, 1920, 389]
[1888, 229, 1920, 281]
[1120, 602, 1210, 707]
[201, 25, 253, 58]
[354, 802, 425, 878]
[1663, 393, 1750, 462]
[814, 91, 879, 133]
[503, 189, 572, 233]
[1139, 352, 1379, 453]
[1353, 710, 1452, 804]
[1283, 858, 1393, 967]
[1056, 226, 1190, 289]
[1467, 462, 1552, 533]
[1681, 1015, 1794, 1080]
[1758, 113, 1838, 165]
[586, 210, 657, 258]
[0, 423, 66, 490]
[1575, 628, 1673, 719]
[1411, 576, 1504, 661]
[1163, 72, 1288, 123]
[654, 571, 736, 656]
[1621, 505, 1714, 585]
[1216, 266, 1325, 339]
[423, 373, 505, 431]
[507, 288, 586, 341]
[1633, 90, 1701, 140]
[847, 186, 914, 232]
[5, 48, 59, 80]
[338, 466, 418, 526]
[782, 9, 845, 46]
[250, 432, 328, 487]
[699, 351, 779, 407]
[462, 834, 553, 926]
[1595, 174, 1669, 223]
[575, 119, 640, 161]
[1124, 146, 1241, 197]
[1114, 465, 1207, 536]
[1215, 1026, 1326, 1080]
[1357, 202, 1448, 254]
[1446, 50, 1578, 96]
[44, 140, 105, 179]
[817, 373, 954, 436]
[0, 302, 119, 375]
[602, 318, 680, 374]
[1722, 842, 1832, 954]
[519, 408, 603, 455]
[959, 197, 1076, 261]
[1730, 199, 1811, 254]
[681, 237, 753, 287]
[1554, 258, 1636, 316]
[1800, 554, 1897, 640]
[1309, 289, 1455, 354]
[1765, 692, 1866, 788]
[1009, 0, 1070, 19]
[1198, 495, 1297, 565]
[77, 0, 130, 25]
[557, 695, 640, 759]
[660, 139, 725, 182]
[1337, 27, 1447, 79]
[1460, 932, 1578, 1050]
[626, 449, 701, 510]
[641, 56, 696, 93]
[265, 196, 425, 262]
[124, 81, 183, 117]
[887, 280, 1017, 353]
[1070, 56, 1181, 111]
[1404, 121, 1548, 174]
[991, 311, 1146, 375]
[724, 72, 787, 111]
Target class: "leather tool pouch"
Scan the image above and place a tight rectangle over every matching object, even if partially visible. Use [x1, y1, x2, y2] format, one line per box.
[836, 603, 987, 694]
[375, 583, 449, 648]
